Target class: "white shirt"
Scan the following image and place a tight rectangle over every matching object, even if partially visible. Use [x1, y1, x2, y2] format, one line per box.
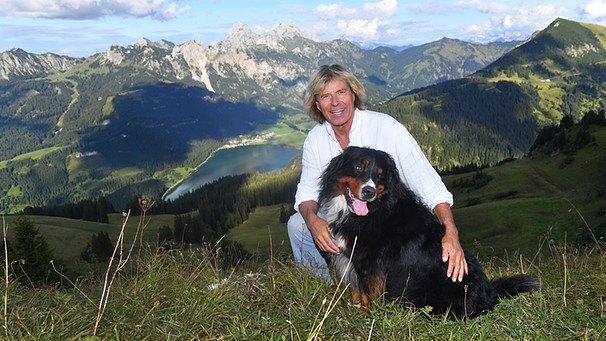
[294, 108, 453, 211]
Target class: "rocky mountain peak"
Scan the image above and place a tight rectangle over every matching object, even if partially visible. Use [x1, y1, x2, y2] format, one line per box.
[257, 20, 318, 50]
[218, 22, 258, 50]
[213, 21, 317, 51]
[0, 48, 78, 80]
[272, 20, 317, 41]
[133, 37, 175, 50]
[103, 44, 125, 64]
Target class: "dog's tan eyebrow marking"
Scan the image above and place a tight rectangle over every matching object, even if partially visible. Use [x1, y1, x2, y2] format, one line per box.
[377, 168, 383, 174]
[376, 184, 385, 195]
[362, 159, 369, 165]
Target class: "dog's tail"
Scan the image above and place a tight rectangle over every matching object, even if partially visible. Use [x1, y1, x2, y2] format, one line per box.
[491, 275, 541, 298]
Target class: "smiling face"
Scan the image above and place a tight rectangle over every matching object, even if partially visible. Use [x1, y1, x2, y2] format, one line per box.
[315, 77, 356, 130]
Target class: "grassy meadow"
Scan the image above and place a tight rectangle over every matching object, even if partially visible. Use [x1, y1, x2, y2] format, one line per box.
[2, 212, 172, 264]
[226, 204, 292, 262]
[1, 209, 604, 340]
[1, 125, 605, 340]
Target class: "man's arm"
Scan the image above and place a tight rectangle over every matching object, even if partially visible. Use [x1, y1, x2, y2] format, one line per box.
[299, 200, 340, 255]
[433, 203, 468, 282]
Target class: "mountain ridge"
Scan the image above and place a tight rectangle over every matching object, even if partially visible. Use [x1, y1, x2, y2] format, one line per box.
[0, 21, 518, 102]
[0, 48, 81, 80]
[2, 18, 604, 213]
[367, 18, 606, 172]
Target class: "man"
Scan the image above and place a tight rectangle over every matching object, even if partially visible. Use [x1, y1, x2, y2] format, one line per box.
[287, 64, 468, 283]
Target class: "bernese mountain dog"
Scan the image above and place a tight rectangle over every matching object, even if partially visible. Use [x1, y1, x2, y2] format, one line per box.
[318, 146, 540, 319]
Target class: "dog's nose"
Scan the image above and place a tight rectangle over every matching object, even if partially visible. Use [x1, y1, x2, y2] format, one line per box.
[361, 186, 376, 199]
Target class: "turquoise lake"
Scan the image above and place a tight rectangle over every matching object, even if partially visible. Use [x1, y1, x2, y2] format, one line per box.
[163, 144, 301, 201]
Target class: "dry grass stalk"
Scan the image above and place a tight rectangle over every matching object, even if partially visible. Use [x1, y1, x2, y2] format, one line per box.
[562, 234, 568, 308]
[2, 216, 8, 340]
[93, 209, 134, 335]
[136, 198, 155, 273]
[50, 260, 95, 306]
[307, 237, 358, 341]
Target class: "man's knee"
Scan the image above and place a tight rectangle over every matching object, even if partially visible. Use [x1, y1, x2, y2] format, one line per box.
[287, 212, 305, 238]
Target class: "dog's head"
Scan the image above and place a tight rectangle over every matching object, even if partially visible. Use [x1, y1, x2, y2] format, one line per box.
[319, 146, 403, 216]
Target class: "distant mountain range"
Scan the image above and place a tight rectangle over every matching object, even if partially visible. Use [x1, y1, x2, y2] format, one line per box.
[376, 18, 606, 167]
[0, 21, 518, 106]
[1, 18, 604, 213]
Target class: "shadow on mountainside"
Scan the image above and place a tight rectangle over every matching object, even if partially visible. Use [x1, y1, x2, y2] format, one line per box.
[80, 82, 280, 168]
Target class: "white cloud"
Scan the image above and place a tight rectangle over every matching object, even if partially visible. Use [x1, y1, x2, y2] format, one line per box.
[363, 0, 398, 18]
[582, 1, 606, 19]
[454, 1, 572, 42]
[454, 0, 509, 14]
[159, 2, 191, 20]
[336, 18, 385, 39]
[0, 0, 190, 20]
[313, 0, 398, 43]
[314, 3, 357, 20]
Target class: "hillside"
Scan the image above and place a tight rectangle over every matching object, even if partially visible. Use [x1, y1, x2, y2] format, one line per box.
[0, 22, 517, 213]
[2, 120, 604, 341]
[447, 117, 606, 256]
[3, 18, 606, 214]
[7, 118, 605, 269]
[3, 21, 606, 341]
[376, 18, 606, 168]
[230, 116, 606, 260]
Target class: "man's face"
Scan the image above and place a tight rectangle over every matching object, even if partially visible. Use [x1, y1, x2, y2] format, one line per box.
[315, 77, 356, 129]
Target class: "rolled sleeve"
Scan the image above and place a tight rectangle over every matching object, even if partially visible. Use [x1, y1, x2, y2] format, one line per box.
[294, 140, 322, 210]
[294, 126, 337, 211]
[373, 113, 454, 210]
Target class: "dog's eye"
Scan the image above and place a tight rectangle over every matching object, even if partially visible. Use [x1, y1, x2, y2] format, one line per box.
[356, 159, 370, 173]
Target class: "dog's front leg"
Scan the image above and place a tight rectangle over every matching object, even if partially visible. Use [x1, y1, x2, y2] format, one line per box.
[358, 272, 387, 313]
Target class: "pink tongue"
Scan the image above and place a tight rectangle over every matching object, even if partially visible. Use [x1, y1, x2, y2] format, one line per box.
[352, 198, 369, 216]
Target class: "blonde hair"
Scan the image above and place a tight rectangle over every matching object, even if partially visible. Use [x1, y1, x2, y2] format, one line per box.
[304, 64, 367, 123]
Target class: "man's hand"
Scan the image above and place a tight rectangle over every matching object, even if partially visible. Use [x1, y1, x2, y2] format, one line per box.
[433, 203, 468, 282]
[441, 230, 467, 282]
[307, 214, 340, 254]
[299, 200, 340, 254]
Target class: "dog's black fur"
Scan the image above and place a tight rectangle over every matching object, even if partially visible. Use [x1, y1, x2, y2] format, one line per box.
[318, 146, 540, 319]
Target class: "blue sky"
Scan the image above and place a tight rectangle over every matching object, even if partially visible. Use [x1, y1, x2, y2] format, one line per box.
[1, 0, 605, 57]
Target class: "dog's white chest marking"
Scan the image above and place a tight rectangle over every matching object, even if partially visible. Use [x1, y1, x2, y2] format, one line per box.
[319, 195, 350, 225]
[332, 233, 346, 251]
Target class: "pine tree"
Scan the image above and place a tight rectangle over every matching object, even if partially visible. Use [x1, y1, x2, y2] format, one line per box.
[81, 231, 115, 263]
[11, 215, 57, 285]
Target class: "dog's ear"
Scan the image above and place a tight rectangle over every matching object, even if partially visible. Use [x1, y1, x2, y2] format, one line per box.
[377, 149, 409, 196]
[376, 150, 397, 176]
[321, 148, 349, 185]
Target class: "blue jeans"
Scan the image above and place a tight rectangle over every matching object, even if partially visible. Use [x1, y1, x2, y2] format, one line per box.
[287, 212, 331, 282]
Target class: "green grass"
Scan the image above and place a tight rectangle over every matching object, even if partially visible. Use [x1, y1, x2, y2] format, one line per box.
[227, 204, 292, 260]
[2, 167, 606, 340]
[486, 69, 568, 123]
[110, 167, 145, 178]
[5, 186, 22, 198]
[0, 146, 64, 169]
[443, 129, 606, 259]
[2, 122, 605, 339]
[1, 230, 604, 340]
[2, 213, 173, 264]
[261, 122, 307, 147]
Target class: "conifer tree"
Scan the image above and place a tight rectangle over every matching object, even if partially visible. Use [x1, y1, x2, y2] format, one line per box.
[11, 215, 57, 285]
[81, 231, 114, 263]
